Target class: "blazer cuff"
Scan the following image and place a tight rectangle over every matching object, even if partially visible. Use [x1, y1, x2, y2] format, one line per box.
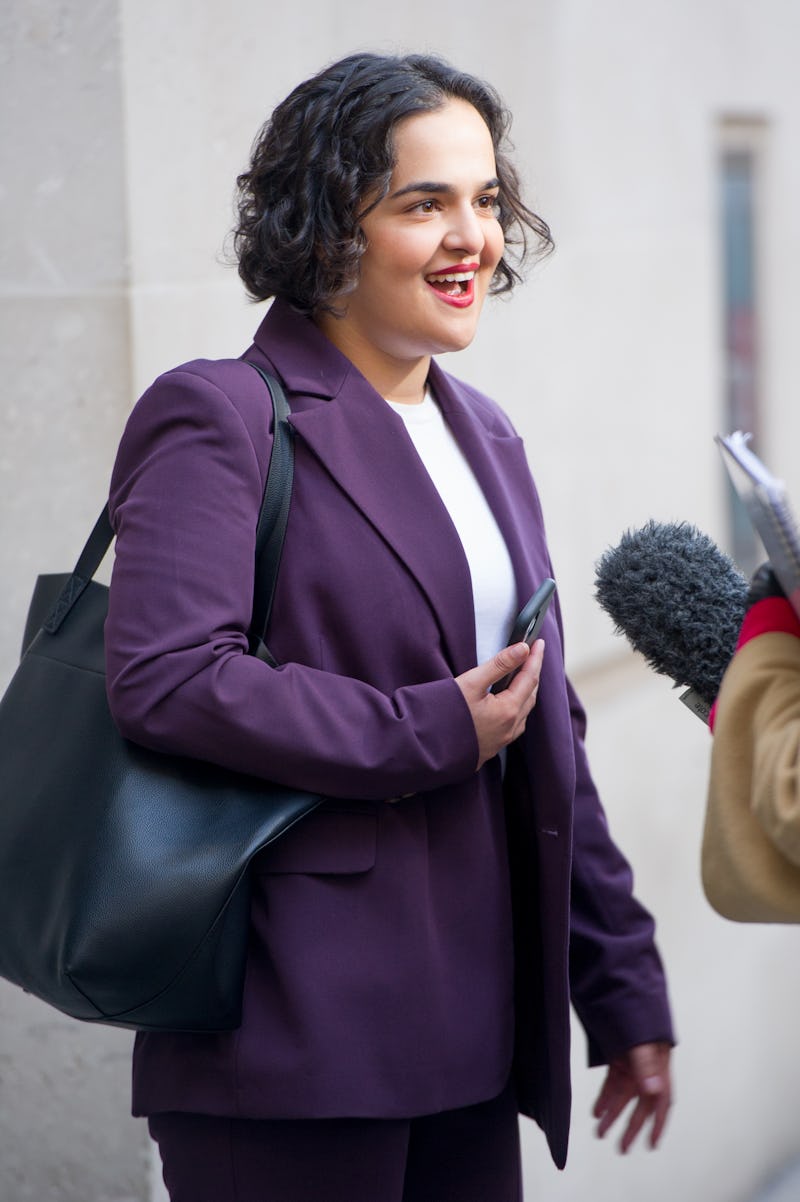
[581, 990, 675, 1067]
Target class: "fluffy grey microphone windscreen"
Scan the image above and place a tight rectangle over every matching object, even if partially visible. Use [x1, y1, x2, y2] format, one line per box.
[594, 520, 749, 706]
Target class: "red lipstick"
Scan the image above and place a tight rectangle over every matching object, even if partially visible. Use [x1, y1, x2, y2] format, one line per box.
[425, 263, 480, 308]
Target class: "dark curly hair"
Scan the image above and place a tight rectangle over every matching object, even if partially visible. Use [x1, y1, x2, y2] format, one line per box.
[232, 52, 553, 313]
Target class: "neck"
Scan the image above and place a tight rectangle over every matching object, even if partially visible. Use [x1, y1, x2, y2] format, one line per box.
[314, 314, 430, 405]
[382, 370, 429, 405]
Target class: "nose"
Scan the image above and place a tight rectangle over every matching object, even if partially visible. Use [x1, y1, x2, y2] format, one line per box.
[442, 202, 484, 256]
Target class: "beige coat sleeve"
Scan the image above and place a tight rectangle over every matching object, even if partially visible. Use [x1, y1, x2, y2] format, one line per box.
[702, 632, 800, 922]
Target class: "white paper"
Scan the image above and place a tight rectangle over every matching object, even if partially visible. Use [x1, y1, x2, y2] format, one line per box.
[716, 431, 800, 620]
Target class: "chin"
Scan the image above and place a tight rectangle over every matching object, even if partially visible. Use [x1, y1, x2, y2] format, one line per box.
[431, 313, 484, 351]
[434, 326, 480, 354]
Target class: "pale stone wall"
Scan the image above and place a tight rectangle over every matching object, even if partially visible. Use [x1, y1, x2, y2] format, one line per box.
[3, 2, 800, 1199]
[0, 2, 147, 1200]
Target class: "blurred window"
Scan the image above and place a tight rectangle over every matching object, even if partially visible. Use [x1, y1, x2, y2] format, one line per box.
[720, 123, 765, 572]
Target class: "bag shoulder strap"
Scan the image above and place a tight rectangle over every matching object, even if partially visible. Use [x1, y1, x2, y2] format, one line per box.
[248, 364, 293, 663]
[44, 364, 293, 665]
[42, 507, 117, 633]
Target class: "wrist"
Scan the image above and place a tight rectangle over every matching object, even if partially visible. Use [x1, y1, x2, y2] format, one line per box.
[709, 597, 800, 733]
[737, 596, 800, 650]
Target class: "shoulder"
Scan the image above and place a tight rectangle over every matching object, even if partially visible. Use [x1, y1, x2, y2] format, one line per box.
[132, 357, 273, 442]
[116, 357, 279, 478]
[110, 356, 279, 508]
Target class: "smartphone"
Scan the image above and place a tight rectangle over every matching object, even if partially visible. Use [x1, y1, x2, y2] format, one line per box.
[491, 577, 556, 694]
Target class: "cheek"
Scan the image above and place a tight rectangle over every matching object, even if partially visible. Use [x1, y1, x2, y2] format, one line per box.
[486, 222, 505, 269]
[366, 229, 433, 280]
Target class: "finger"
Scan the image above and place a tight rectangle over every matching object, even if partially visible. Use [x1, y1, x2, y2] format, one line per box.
[608, 1081, 670, 1152]
[593, 1061, 642, 1140]
[455, 643, 531, 704]
[481, 642, 530, 691]
[502, 646, 545, 741]
[618, 1096, 652, 1154]
[628, 1042, 669, 1091]
[591, 1068, 616, 1120]
[595, 1093, 628, 1140]
[594, 1083, 632, 1139]
[628, 1045, 672, 1149]
[645, 1078, 672, 1149]
[647, 1094, 670, 1149]
[506, 638, 544, 699]
[593, 1046, 672, 1153]
[620, 1081, 673, 1153]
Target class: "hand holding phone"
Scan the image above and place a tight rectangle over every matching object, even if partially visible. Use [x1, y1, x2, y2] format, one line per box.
[491, 578, 556, 694]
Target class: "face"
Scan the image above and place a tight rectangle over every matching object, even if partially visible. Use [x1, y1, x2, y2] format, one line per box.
[318, 98, 505, 388]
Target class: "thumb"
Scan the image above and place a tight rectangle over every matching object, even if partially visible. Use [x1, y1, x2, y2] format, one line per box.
[628, 1043, 666, 1094]
[476, 642, 529, 692]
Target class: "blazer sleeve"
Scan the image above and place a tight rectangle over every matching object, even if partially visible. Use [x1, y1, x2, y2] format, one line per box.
[105, 365, 478, 800]
[566, 680, 675, 1063]
[711, 630, 800, 867]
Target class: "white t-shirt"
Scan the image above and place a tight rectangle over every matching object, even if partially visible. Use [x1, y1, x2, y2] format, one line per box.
[386, 392, 518, 666]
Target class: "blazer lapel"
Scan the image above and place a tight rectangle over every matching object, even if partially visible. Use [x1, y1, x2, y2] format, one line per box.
[249, 301, 554, 673]
[250, 303, 478, 675]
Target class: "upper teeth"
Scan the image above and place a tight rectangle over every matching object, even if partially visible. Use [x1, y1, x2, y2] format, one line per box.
[428, 271, 475, 283]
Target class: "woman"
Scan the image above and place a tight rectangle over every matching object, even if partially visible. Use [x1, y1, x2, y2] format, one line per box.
[105, 52, 674, 1202]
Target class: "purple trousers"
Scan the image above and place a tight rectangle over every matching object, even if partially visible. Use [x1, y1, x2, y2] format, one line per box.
[148, 1082, 523, 1202]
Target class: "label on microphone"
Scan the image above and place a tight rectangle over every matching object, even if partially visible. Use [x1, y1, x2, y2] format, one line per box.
[679, 687, 711, 724]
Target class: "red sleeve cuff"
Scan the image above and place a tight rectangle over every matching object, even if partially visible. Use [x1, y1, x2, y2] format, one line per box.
[736, 597, 800, 650]
[709, 597, 800, 734]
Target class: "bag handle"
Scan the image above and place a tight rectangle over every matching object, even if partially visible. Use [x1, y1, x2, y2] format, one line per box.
[44, 364, 293, 664]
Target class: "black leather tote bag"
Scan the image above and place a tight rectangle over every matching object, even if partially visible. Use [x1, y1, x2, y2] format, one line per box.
[0, 365, 321, 1032]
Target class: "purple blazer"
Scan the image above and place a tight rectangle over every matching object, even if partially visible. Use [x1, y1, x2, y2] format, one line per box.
[105, 299, 673, 1168]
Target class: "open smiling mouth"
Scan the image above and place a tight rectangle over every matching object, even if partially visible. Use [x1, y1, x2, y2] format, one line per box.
[425, 270, 476, 304]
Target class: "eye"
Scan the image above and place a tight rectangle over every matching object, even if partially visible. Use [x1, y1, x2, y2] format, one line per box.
[410, 199, 439, 214]
[476, 193, 501, 214]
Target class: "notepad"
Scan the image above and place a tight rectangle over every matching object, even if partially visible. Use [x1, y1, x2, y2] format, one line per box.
[716, 431, 800, 620]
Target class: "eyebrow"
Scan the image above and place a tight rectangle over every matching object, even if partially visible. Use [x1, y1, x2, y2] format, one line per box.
[388, 177, 500, 200]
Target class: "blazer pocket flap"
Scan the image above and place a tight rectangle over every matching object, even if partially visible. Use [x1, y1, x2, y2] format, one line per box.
[254, 808, 377, 875]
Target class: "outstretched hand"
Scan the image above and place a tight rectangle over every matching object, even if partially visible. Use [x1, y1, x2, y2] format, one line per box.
[593, 1041, 672, 1153]
[455, 640, 545, 769]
